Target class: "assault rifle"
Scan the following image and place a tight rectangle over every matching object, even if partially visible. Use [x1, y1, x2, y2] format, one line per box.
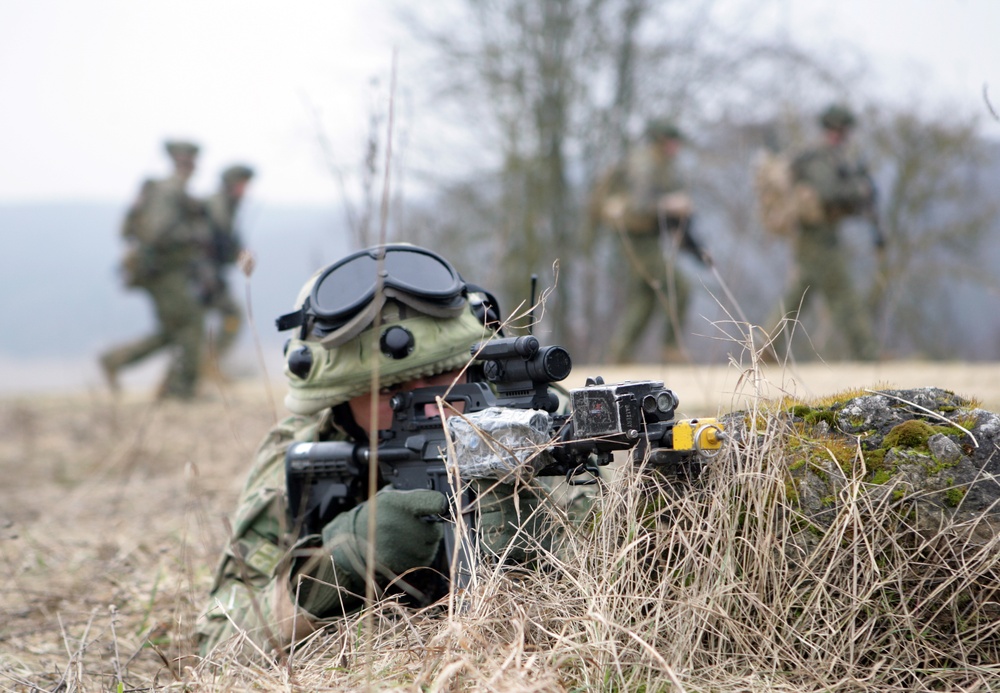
[285, 335, 724, 586]
[860, 171, 886, 251]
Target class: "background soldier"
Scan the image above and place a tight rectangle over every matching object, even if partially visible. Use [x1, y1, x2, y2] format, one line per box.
[201, 164, 255, 372]
[602, 119, 710, 363]
[99, 139, 209, 399]
[776, 104, 884, 361]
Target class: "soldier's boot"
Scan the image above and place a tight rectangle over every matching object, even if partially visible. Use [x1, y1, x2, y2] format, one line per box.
[156, 379, 196, 401]
[156, 359, 198, 401]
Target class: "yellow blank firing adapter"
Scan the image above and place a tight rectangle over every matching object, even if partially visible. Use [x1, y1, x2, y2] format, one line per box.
[672, 418, 725, 457]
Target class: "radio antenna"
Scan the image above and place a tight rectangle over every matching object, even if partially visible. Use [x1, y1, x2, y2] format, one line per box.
[528, 274, 538, 335]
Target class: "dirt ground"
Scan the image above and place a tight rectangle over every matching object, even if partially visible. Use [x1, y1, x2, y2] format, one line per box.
[0, 360, 997, 688]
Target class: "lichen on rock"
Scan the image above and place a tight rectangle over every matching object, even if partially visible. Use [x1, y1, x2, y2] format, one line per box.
[775, 387, 1000, 534]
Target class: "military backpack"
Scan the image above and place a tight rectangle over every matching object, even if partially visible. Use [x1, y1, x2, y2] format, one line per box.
[752, 150, 825, 237]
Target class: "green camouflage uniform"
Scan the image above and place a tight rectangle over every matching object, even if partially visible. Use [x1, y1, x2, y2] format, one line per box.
[196, 407, 561, 657]
[783, 141, 877, 360]
[196, 410, 343, 654]
[101, 173, 208, 398]
[201, 188, 245, 358]
[609, 142, 691, 362]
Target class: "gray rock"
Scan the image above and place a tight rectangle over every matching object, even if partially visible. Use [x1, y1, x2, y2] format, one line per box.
[774, 387, 1000, 535]
[928, 433, 964, 466]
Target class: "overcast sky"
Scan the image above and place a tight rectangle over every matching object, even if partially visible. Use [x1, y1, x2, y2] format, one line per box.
[1, 0, 998, 206]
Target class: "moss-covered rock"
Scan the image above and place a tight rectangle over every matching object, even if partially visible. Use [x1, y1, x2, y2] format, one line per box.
[774, 387, 999, 530]
[882, 419, 935, 449]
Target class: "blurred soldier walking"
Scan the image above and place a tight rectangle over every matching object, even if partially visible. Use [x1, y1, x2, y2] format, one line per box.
[595, 120, 710, 363]
[774, 104, 884, 361]
[99, 140, 209, 399]
[200, 164, 254, 374]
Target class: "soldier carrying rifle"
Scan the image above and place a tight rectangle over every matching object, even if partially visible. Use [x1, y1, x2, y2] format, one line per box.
[591, 119, 712, 363]
[99, 140, 209, 399]
[771, 104, 885, 361]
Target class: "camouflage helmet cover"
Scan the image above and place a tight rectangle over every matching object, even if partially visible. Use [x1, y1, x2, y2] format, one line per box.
[281, 252, 495, 415]
[164, 139, 200, 159]
[819, 104, 856, 131]
[222, 164, 255, 184]
[645, 118, 685, 142]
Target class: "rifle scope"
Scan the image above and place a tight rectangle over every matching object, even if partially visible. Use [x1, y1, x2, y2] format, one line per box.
[473, 336, 572, 385]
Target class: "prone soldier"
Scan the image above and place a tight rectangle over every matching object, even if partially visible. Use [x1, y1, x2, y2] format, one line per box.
[196, 243, 723, 659]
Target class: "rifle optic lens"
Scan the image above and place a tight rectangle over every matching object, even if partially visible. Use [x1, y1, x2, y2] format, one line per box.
[540, 346, 572, 381]
[655, 391, 676, 414]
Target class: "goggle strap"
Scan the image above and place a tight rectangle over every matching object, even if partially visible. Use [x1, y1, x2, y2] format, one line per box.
[275, 308, 305, 332]
[317, 295, 387, 349]
[466, 284, 504, 332]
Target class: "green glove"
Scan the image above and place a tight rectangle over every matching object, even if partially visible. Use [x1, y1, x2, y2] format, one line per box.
[326, 487, 448, 576]
[474, 480, 549, 565]
[296, 488, 447, 617]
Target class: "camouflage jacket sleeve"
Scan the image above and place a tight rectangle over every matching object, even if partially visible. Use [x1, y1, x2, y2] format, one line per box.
[793, 145, 870, 211]
[196, 411, 334, 656]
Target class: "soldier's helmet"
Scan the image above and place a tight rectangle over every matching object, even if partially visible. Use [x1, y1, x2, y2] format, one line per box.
[275, 244, 501, 415]
[222, 164, 255, 184]
[164, 139, 201, 160]
[645, 119, 685, 142]
[819, 104, 856, 131]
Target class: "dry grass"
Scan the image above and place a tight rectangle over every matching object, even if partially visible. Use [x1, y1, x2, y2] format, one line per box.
[0, 385, 274, 690]
[2, 360, 1000, 691]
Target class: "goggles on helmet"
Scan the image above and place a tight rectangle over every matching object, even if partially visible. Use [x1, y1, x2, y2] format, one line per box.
[276, 245, 482, 348]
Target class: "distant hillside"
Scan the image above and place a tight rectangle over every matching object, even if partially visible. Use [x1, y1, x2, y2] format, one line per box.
[0, 201, 349, 392]
[3, 177, 1000, 396]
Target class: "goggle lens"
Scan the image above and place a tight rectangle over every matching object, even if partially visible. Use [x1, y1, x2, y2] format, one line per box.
[312, 253, 379, 316]
[311, 246, 464, 322]
[275, 245, 472, 336]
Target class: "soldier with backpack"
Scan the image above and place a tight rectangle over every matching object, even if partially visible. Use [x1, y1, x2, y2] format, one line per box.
[765, 105, 884, 362]
[99, 139, 210, 399]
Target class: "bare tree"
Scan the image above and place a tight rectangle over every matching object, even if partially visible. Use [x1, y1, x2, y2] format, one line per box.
[399, 1, 1000, 362]
[399, 0, 785, 357]
[865, 105, 999, 358]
